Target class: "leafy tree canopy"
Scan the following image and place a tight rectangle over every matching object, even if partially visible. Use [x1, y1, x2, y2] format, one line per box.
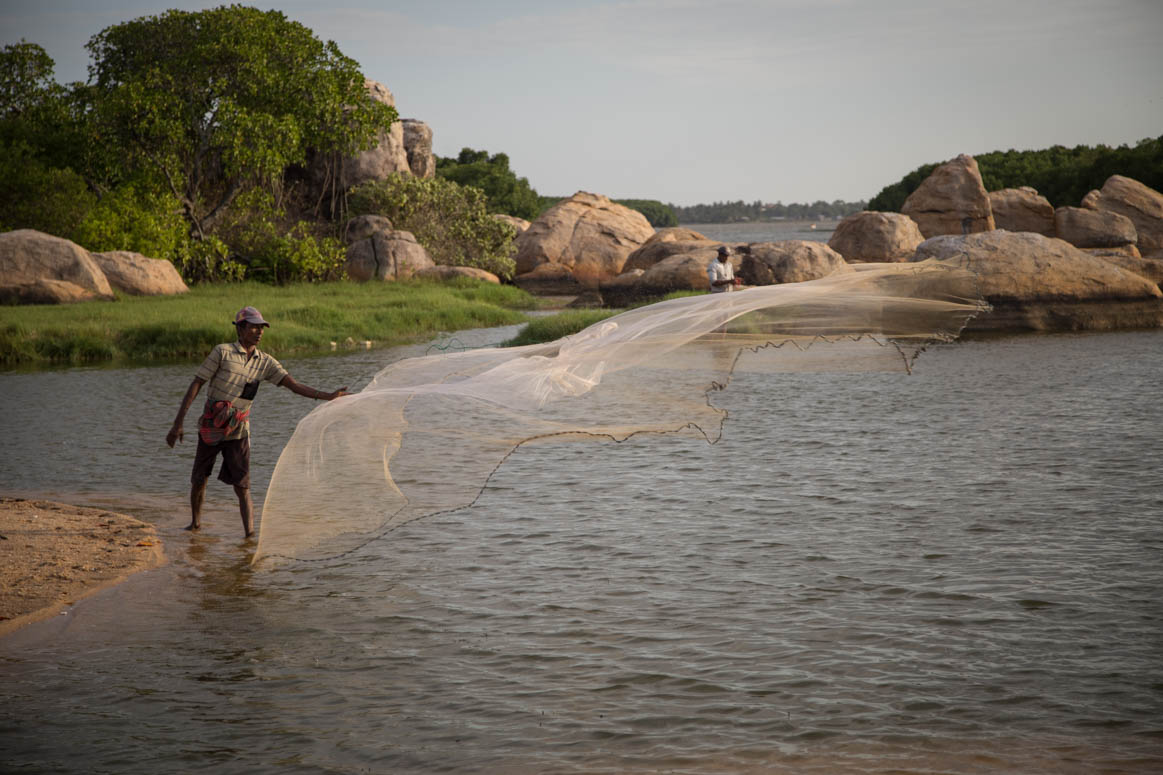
[85, 4, 396, 239]
[868, 137, 1163, 212]
[0, 40, 57, 118]
[436, 147, 543, 221]
[614, 199, 678, 227]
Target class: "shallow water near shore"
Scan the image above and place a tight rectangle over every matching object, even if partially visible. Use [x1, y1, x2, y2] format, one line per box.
[1, 319, 1162, 773]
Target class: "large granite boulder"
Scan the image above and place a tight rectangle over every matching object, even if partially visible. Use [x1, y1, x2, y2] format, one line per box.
[0, 229, 114, 302]
[623, 237, 722, 273]
[513, 192, 655, 284]
[912, 231, 1163, 331]
[1054, 206, 1137, 249]
[901, 154, 996, 238]
[1080, 175, 1163, 256]
[827, 211, 924, 262]
[335, 80, 411, 190]
[401, 119, 435, 179]
[1089, 251, 1163, 289]
[600, 245, 734, 307]
[642, 226, 709, 245]
[415, 265, 500, 284]
[740, 241, 848, 284]
[492, 213, 531, 235]
[91, 251, 188, 296]
[513, 262, 583, 295]
[345, 228, 435, 282]
[0, 279, 100, 305]
[988, 187, 1055, 236]
[344, 214, 394, 243]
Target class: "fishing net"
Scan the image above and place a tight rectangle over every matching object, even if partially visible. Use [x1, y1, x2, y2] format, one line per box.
[254, 257, 987, 565]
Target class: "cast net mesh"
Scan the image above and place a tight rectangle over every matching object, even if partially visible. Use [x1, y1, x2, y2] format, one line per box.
[254, 258, 987, 565]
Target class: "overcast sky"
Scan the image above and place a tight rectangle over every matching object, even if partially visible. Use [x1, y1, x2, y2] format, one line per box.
[3, 0, 1161, 205]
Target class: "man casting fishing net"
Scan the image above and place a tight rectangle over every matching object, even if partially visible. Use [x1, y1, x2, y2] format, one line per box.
[166, 306, 350, 538]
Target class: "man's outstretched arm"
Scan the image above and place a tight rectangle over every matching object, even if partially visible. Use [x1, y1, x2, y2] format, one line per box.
[279, 375, 349, 401]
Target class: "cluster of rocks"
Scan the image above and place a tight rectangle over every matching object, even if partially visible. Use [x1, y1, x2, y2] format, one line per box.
[315, 79, 436, 192]
[0, 230, 188, 303]
[504, 156, 1163, 332]
[825, 155, 1163, 330]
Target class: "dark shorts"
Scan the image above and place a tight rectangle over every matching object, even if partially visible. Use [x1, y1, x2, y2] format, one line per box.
[192, 436, 251, 489]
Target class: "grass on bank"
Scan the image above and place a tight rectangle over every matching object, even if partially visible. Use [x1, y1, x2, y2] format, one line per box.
[502, 290, 706, 347]
[0, 278, 538, 367]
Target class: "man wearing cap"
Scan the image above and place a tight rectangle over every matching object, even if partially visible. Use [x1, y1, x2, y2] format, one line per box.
[165, 306, 349, 538]
[707, 245, 740, 293]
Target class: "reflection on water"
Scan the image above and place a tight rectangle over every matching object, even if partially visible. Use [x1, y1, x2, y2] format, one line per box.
[2, 329, 1162, 773]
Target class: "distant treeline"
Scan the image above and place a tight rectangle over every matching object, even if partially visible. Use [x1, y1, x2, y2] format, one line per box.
[668, 199, 868, 224]
[868, 137, 1163, 212]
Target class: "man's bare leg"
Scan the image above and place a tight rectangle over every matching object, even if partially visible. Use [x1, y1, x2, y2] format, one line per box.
[234, 485, 255, 538]
[186, 478, 208, 531]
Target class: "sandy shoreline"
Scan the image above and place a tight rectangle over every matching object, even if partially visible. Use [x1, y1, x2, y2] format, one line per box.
[0, 497, 164, 637]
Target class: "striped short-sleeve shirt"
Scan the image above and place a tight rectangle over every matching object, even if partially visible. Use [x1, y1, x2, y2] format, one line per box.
[194, 342, 288, 440]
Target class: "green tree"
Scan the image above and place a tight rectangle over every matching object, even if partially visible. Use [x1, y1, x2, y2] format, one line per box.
[0, 40, 56, 118]
[84, 4, 396, 240]
[436, 148, 542, 220]
[868, 138, 1163, 211]
[348, 174, 517, 280]
[614, 199, 678, 227]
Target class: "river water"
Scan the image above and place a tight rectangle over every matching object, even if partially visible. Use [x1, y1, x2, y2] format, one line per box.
[2, 242, 1163, 773]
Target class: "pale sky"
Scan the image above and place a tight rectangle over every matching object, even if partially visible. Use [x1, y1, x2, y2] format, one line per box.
[2, 0, 1161, 205]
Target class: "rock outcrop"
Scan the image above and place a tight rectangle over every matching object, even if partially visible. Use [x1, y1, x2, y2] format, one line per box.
[827, 211, 924, 262]
[0, 230, 115, 303]
[344, 214, 394, 242]
[623, 238, 721, 273]
[0, 278, 101, 305]
[345, 227, 435, 282]
[642, 226, 709, 245]
[513, 192, 654, 285]
[415, 265, 500, 284]
[513, 262, 583, 295]
[401, 119, 435, 179]
[1054, 207, 1137, 249]
[1089, 251, 1163, 288]
[988, 187, 1055, 236]
[600, 246, 732, 307]
[91, 251, 188, 296]
[336, 80, 411, 190]
[1080, 175, 1163, 256]
[740, 241, 848, 285]
[901, 154, 996, 238]
[912, 231, 1163, 331]
[601, 240, 846, 307]
[492, 214, 531, 235]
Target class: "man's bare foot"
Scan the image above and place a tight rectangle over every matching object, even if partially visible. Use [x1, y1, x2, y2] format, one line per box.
[184, 522, 201, 532]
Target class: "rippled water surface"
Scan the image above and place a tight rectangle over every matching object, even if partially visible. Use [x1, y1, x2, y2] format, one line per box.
[2, 328, 1162, 774]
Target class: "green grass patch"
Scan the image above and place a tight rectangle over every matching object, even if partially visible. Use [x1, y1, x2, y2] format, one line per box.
[0, 279, 537, 368]
[503, 310, 620, 347]
[502, 290, 708, 347]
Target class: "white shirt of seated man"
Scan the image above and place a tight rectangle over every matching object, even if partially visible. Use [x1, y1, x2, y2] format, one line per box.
[707, 246, 737, 293]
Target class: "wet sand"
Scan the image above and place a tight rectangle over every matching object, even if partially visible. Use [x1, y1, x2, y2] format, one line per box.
[0, 498, 164, 637]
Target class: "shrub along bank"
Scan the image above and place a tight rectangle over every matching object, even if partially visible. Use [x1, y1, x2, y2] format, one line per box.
[0, 279, 537, 367]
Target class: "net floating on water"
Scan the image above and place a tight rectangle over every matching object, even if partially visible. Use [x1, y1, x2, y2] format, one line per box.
[255, 258, 988, 565]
